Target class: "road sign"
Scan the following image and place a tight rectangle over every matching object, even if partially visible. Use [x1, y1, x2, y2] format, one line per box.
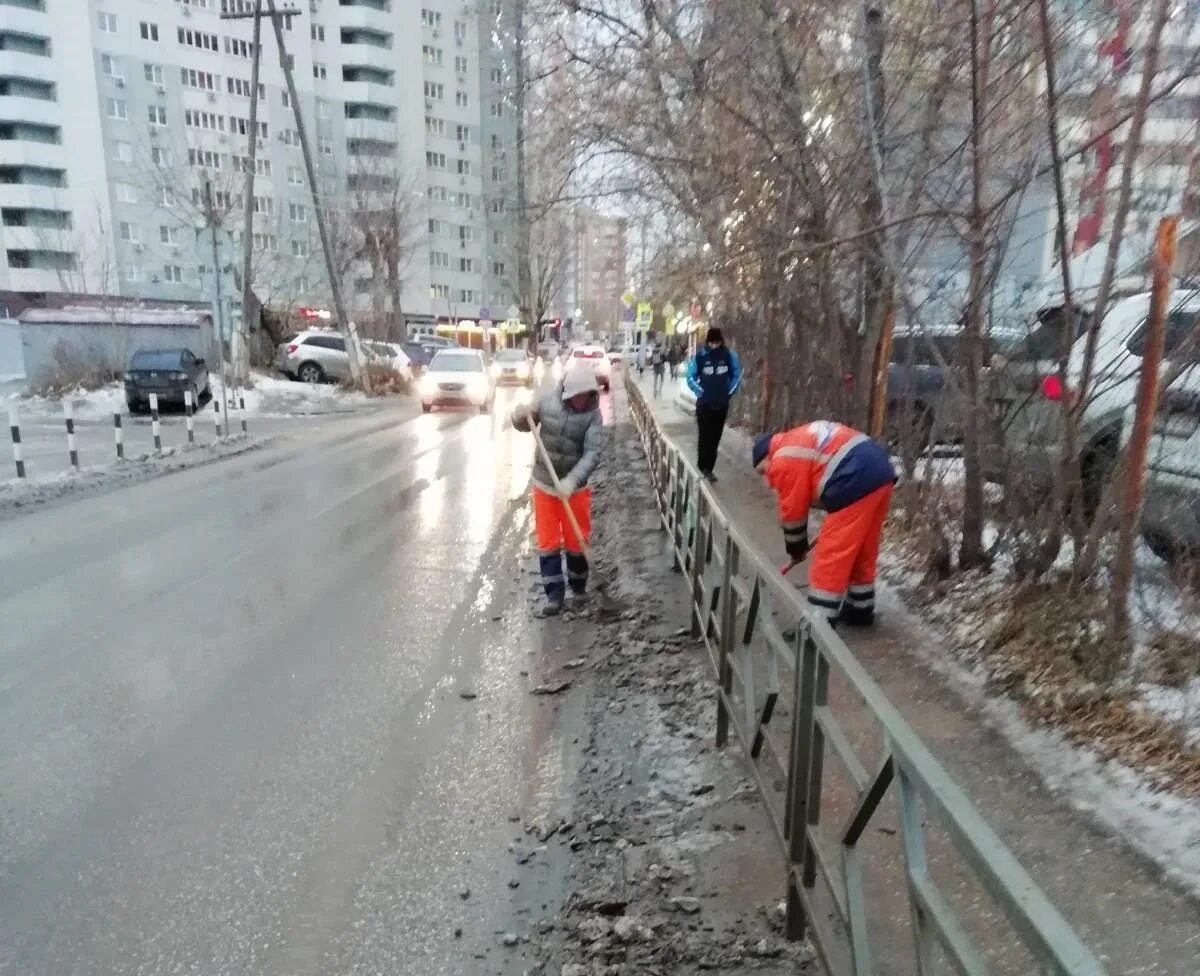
[506, 303, 520, 320]
[636, 302, 653, 328]
[621, 291, 636, 308]
[622, 306, 635, 322]
[662, 302, 676, 320]
[479, 307, 490, 321]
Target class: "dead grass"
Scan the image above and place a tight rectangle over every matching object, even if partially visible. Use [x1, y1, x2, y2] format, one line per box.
[884, 513, 1200, 797]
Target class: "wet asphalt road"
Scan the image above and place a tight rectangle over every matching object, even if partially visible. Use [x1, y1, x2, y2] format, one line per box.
[0, 388, 588, 975]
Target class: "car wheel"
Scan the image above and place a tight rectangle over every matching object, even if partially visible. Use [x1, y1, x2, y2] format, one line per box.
[421, 402, 432, 413]
[1081, 430, 1119, 519]
[297, 361, 326, 384]
[1143, 530, 1179, 564]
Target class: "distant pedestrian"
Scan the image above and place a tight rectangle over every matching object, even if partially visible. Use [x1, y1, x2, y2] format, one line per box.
[686, 328, 742, 482]
[636, 344, 647, 376]
[651, 345, 666, 397]
[753, 422, 896, 627]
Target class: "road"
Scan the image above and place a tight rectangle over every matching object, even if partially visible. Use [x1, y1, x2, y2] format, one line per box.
[0, 386, 590, 975]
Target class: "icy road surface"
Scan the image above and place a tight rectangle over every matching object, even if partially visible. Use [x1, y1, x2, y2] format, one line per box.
[0, 387, 589, 975]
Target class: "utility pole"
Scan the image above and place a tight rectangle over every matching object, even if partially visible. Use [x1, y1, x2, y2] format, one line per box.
[224, 0, 368, 391]
[205, 180, 231, 438]
[220, 0, 265, 386]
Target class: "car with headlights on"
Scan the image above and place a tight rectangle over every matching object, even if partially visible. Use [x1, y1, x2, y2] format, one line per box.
[491, 347, 534, 387]
[418, 348, 494, 413]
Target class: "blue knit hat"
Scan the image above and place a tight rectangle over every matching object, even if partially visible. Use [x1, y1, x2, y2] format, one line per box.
[752, 432, 774, 470]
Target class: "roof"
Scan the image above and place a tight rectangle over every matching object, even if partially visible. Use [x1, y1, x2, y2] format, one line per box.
[18, 305, 210, 327]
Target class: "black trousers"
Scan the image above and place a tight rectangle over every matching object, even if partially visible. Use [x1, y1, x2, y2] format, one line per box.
[695, 402, 728, 474]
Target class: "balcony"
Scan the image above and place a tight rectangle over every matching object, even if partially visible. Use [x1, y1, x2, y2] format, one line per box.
[0, 7, 50, 42]
[0, 94, 59, 127]
[0, 140, 63, 170]
[4, 266, 76, 292]
[339, 23, 392, 47]
[0, 182, 63, 211]
[0, 223, 70, 252]
[342, 64, 393, 87]
[342, 116, 396, 143]
[0, 50, 54, 85]
[340, 81, 396, 110]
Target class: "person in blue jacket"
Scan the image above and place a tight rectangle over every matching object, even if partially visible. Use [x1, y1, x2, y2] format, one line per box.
[686, 328, 742, 482]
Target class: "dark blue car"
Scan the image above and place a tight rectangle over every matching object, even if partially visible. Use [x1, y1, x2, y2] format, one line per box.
[124, 348, 210, 413]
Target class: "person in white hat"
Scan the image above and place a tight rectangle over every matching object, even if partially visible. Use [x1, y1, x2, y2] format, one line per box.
[512, 363, 605, 615]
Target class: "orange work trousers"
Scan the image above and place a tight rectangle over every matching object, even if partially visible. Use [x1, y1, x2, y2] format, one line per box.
[532, 485, 592, 554]
[807, 483, 892, 624]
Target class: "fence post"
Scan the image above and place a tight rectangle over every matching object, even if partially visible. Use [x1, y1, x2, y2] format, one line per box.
[715, 534, 739, 747]
[184, 389, 195, 444]
[63, 399, 78, 470]
[150, 394, 161, 453]
[213, 398, 223, 438]
[689, 486, 708, 638]
[113, 411, 124, 460]
[8, 404, 24, 479]
[239, 395, 247, 434]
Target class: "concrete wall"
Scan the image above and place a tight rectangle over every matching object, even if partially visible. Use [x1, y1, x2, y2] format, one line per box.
[0, 320, 23, 381]
[19, 320, 214, 391]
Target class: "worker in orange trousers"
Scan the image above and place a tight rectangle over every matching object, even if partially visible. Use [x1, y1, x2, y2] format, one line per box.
[752, 421, 896, 626]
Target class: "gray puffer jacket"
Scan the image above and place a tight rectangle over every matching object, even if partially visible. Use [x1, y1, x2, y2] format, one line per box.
[513, 388, 604, 493]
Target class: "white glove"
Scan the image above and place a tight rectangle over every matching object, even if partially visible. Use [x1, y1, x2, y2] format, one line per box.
[558, 474, 579, 498]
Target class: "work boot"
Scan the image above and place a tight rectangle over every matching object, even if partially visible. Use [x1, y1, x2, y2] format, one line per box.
[537, 599, 564, 618]
[703, 470, 719, 484]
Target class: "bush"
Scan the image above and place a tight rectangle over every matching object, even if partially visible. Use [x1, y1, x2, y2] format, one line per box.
[343, 364, 412, 396]
[31, 339, 124, 395]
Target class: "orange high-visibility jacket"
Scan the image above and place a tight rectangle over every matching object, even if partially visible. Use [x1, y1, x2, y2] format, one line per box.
[764, 422, 896, 549]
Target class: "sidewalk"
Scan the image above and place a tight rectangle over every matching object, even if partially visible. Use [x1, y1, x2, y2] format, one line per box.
[629, 371, 1200, 976]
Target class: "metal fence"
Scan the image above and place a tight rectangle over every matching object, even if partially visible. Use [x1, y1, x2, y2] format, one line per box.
[625, 378, 1105, 976]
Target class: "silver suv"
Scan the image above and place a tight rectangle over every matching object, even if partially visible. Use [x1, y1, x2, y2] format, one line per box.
[276, 330, 352, 383]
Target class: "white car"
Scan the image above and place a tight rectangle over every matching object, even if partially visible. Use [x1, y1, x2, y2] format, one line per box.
[418, 348, 494, 413]
[570, 344, 612, 391]
[363, 341, 414, 382]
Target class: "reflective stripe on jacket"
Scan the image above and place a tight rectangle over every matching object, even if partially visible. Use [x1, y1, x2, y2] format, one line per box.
[764, 421, 896, 538]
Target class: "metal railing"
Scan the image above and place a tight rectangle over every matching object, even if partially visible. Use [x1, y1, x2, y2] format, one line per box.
[625, 378, 1106, 976]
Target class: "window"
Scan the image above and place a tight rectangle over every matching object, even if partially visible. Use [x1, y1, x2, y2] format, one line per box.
[456, 159, 471, 176]
[426, 151, 446, 168]
[292, 240, 308, 257]
[140, 21, 159, 41]
[456, 289, 477, 304]
[421, 9, 442, 27]
[313, 62, 327, 80]
[424, 81, 444, 100]
[311, 23, 325, 41]
[181, 68, 219, 91]
[116, 182, 137, 203]
[490, 133, 501, 151]
[106, 98, 127, 120]
[455, 90, 468, 108]
[188, 148, 223, 169]
[160, 225, 179, 245]
[280, 128, 300, 146]
[253, 195, 273, 215]
[428, 218, 443, 235]
[1126, 311, 1200, 360]
[489, 102, 503, 117]
[492, 229, 504, 245]
[428, 185, 447, 202]
[317, 100, 330, 119]
[101, 55, 122, 80]
[122, 267, 140, 283]
[97, 11, 117, 32]
[492, 261, 504, 276]
[119, 221, 138, 242]
[426, 116, 445, 136]
[455, 55, 469, 74]
[490, 165, 506, 181]
[163, 264, 183, 283]
[459, 257, 474, 272]
[224, 36, 255, 58]
[157, 186, 171, 206]
[423, 45, 443, 65]
[151, 145, 172, 167]
[488, 199, 503, 214]
[431, 283, 450, 299]
[178, 27, 219, 50]
[226, 77, 263, 99]
[145, 63, 164, 85]
[148, 105, 167, 126]
[288, 203, 306, 222]
[490, 67, 503, 85]
[110, 141, 134, 164]
[252, 232, 277, 251]
[287, 165, 303, 185]
[455, 124, 470, 142]
[458, 225, 473, 242]
[454, 21, 467, 42]
[430, 250, 449, 268]
[185, 109, 225, 131]
[229, 116, 268, 138]
[319, 138, 333, 156]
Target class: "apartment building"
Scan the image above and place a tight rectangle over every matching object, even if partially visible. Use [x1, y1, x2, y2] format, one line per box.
[0, 0, 518, 327]
[556, 205, 625, 331]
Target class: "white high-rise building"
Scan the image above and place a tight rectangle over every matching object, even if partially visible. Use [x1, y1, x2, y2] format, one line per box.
[0, 0, 518, 329]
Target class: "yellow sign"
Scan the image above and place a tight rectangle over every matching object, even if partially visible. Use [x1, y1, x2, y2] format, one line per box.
[636, 302, 653, 327]
[621, 292, 636, 308]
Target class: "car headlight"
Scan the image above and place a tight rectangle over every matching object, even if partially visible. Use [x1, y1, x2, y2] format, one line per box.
[517, 362, 529, 377]
[172, 371, 188, 381]
[123, 371, 134, 381]
[490, 363, 501, 378]
[468, 373, 489, 392]
[419, 375, 437, 396]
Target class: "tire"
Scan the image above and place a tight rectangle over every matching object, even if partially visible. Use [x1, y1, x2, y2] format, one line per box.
[297, 361, 326, 384]
[1080, 431, 1119, 519]
[421, 402, 432, 413]
[1143, 531, 1179, 564]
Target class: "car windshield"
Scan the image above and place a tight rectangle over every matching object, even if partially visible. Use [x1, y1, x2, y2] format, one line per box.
[574, 349, 604, 358]
[496, 350, 526, 362]
[131, 350, 183, 370]
[430, 352, 482, 372]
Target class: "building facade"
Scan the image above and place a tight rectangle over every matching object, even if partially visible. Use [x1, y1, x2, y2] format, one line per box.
[0, 0, 518, 331]
[556, 205, 625, 333]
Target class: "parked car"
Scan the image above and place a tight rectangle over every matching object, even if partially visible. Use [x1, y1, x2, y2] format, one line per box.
[362, 341, 414, 382]
[418, 348, 494, 412]
[275, 330, 353, 383]
[124, 347, 209, 413]
[491, 347, 534, 387]
[883, 325, 1021, 451]
[570, 344, 612, 391]
[987, 290, 1198, 511]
